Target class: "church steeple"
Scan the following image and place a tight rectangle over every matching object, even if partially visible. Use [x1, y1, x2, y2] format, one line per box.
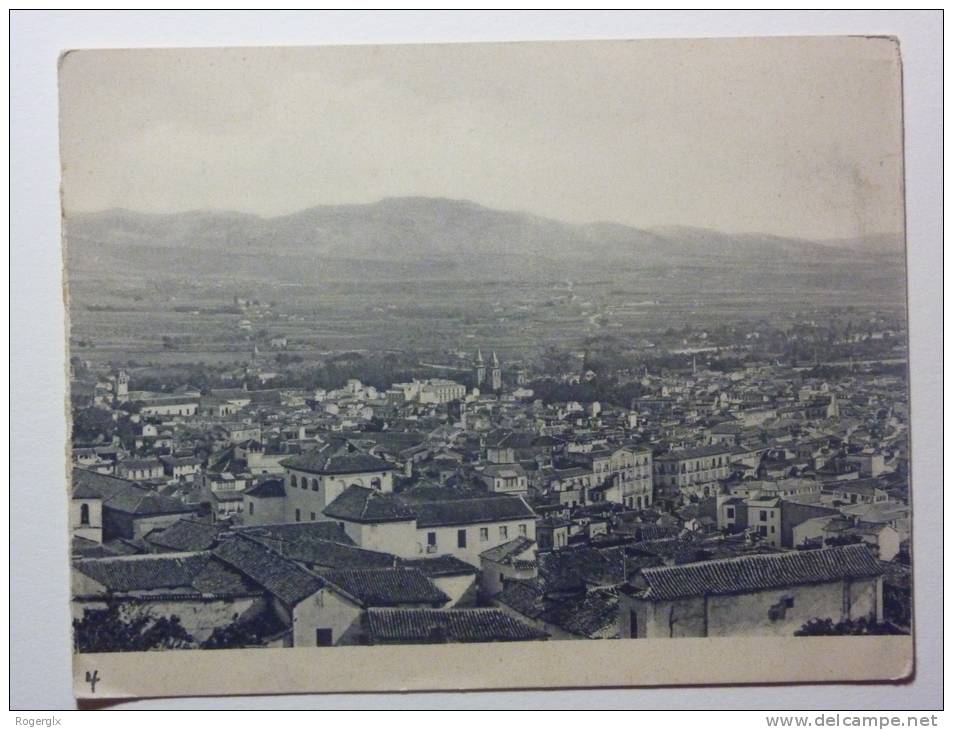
[489, 351, 502, 391]
[474, 349, 486, 388]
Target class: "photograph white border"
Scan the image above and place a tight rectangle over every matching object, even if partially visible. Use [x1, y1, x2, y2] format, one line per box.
[10, 10, 942, 710]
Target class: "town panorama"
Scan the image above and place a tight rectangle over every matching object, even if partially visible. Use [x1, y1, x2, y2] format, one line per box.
[66, 199, 911, 650]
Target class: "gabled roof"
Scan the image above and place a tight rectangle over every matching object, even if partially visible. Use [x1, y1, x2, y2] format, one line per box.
[408, 495, 536, 528]
[243, 533, 396, 571]
[397, 555, 478, 577]
[212, 534, 324, 607]
[235, 521, 354, 545]
[320, 568, 449, 607]
[323, 485, 416, 523]
[496, 580, 548, 619]
[629, 544, 883, 601]
[73, 552, 257, 598]
[481, 464, 527, 478]
[364, 608, 547, 644]
[479, 536, 536, 564]
[146, 519, 222, 552]
[539, 588, 620, 639]
[280, 440, 393, 475]
[72, 468, 195, 516]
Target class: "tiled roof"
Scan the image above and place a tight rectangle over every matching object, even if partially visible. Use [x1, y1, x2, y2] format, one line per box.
[540, 588, 620, 638]
[146, 519, 222, 552]
[323, 485, 416, 523]
[481, 464, 527, 478]
[537, 546, 626, 592]
[245, 478, 286, 498]
[827, 478, 886, 495]
[496, 580, 548, 619]
[280, 441, 392, 475]
[408, 495, 536, 528]
[479, 536, 536, 564]
[321, 568, 449, 607]
[73, 552, 257, 597]
[397, 555, 478, 577]
[235, 521, 354, 546]
[656, 444, 733, 461]
[117, 458, 163, 470]
[72, 468, 195, 516]
[364, 608, 547, 644]
[629, 537, 709, 565]
[633, 544, 884, 601]
[248, 534, 396, 571]
[212, 534, 324, 606]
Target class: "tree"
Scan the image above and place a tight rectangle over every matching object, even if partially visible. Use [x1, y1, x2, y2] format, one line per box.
[200, 611, 286, 649]
[72, 406, 116, 444]
[824, 533, 863, 548]
[73, 601, 195, 652]
[794, 617, 903, 636]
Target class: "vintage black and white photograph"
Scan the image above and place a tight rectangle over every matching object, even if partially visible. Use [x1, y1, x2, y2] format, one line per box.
[58, 36, 914, 696]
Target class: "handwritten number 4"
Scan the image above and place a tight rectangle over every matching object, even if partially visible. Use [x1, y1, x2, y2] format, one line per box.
[85, 670, 99, 693]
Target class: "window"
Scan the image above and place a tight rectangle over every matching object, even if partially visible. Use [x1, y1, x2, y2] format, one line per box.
[499, 525, 508, 540]
[80, 503, 90, 526]
[770, 525, 775, 534]
[371, 477, 382, 490]
[760, 510, 768, 521]
[291, 474, 297, 488]
[312, 479, 319, 491]
[518, 524, 527, 537]
[427, 532, 436, 546]
[295, 508, 301, 522]
[758, 526, 767, 537]
[311, 512, 317, 521]
[457, 529, 467, 548]
[630, 610, 639, 638]
[726, 507, 735, 518]
[315, 629, 333, 647]
[479, 527, 489, 542]
[249, 502, 254, 516]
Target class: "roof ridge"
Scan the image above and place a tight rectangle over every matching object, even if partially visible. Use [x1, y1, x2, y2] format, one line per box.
[642, 543, 874, 576]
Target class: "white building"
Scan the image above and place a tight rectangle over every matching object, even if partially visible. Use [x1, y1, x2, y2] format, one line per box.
[280, 441, 395, 524]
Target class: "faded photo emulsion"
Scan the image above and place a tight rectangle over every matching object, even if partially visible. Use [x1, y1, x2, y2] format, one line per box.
[59, 37, 913, 699]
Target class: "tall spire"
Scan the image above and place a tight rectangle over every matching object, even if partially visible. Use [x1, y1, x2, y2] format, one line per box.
[475, 348, 484, 365]
[491, 351, 499, 367]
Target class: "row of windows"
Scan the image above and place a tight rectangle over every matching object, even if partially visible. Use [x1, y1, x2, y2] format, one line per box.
[657, 457, 729, 475]
[288, 474, 383, 490]
[289, 474, 321, 491]
[294, 509, 319, 522]
[427, 523, 528, 550]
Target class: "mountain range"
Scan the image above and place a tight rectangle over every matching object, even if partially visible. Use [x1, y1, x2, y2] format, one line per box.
[64, 196, 905, 284]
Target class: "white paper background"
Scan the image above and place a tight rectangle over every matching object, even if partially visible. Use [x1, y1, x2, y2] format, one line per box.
[10, 10, 942, 710]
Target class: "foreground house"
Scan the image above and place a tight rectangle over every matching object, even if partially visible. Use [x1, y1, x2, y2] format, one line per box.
[618, 544, 884, 638]
[72, 551, 266, 643]
[323, 486, 538, 567]
[72, 468, 198, 541]
[362, 607, 547, 644]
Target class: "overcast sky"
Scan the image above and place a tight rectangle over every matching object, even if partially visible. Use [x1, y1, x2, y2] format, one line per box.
[59, 37, 904, 241]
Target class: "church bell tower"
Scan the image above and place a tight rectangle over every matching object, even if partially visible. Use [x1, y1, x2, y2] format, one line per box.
[474, 349, 486, 387]
[489, 351, 502, 391]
